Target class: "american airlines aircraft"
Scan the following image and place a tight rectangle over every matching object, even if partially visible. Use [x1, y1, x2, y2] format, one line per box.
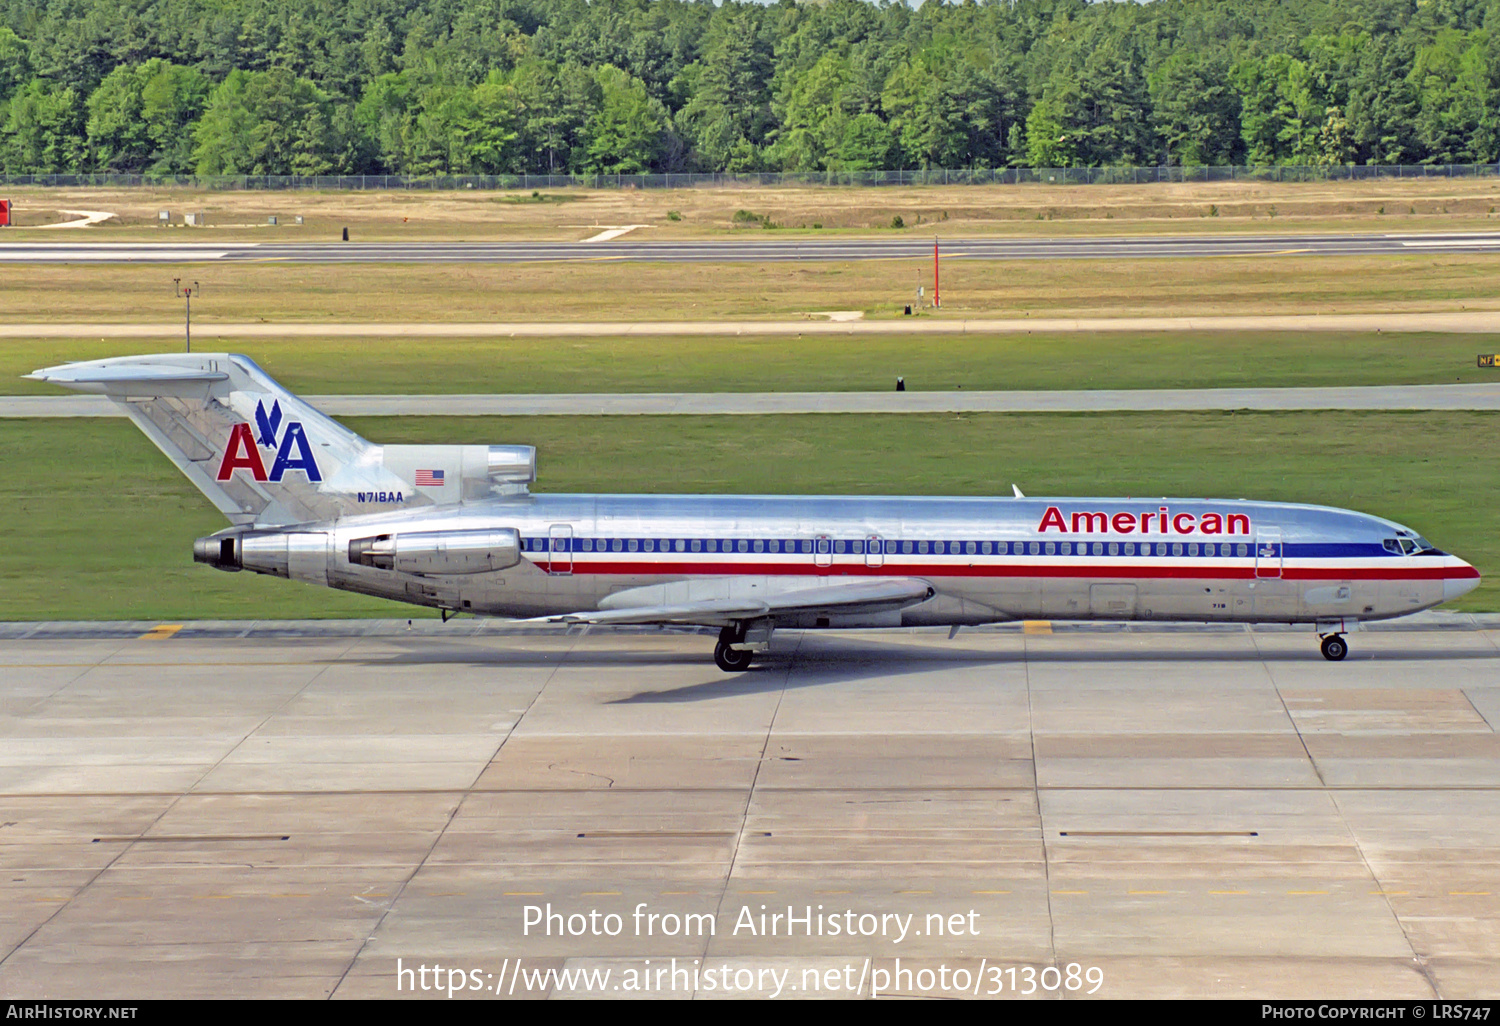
[31, 353, 1481, 669]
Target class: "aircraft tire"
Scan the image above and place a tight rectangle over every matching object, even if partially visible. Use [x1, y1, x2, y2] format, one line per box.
[714, 639, 753, 672]
[1320, 634, 1348, 662]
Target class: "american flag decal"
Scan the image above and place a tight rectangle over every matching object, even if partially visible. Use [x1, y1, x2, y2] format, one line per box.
[415, 469, 445, 487]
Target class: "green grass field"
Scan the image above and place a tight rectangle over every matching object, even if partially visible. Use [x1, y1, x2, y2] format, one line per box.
[3, 253, 1500, 324]
[2, 411, 1493, 620]
[6, 331, 1498, 396]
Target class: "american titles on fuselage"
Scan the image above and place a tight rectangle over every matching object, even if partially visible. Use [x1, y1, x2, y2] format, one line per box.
[1038, 506, 1251, 536]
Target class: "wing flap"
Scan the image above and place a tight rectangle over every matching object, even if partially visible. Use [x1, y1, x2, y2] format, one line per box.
[545, 577, 934, 626]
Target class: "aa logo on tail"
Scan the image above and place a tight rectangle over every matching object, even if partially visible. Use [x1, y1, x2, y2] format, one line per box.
[216, 399, 322, 482]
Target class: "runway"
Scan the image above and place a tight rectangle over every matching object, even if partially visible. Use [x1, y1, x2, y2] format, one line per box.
[9, 382, 1500, 418]
[1, 617, 1497, 998]
[4, 230, 1500, 263]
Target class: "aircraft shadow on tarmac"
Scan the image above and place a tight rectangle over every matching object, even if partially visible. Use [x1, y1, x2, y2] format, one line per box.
[351, 633, 1499, 704]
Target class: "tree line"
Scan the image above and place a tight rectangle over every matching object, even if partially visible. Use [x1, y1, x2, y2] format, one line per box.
[2, 0, 1499, 176]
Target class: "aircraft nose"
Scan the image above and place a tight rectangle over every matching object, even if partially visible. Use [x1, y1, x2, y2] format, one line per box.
[1444, 560, 1481, 602]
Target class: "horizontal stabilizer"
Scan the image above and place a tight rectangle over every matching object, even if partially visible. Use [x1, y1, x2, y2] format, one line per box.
[26, 363, 228, 397]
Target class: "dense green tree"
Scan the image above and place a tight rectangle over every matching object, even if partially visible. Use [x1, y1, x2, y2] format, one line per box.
[0, 78, 83, 172]
[1343, 33, 1421, 164]
[1149, 51, 1243, 165]
[1409, 28, 1500, 162]
[584, 65, 665, 173]
[676, 6, 773, 169]
[352, 70, 421, 173]
[0, 27, 30, 104]
[510, 59, 602, 173]
[884, 54, 1010, 169]
[1232, 53, 1325, 164]
[193, 67, 343, 174]
[1025, 36, 1157, 166]
[766, 50, 851, 170]
[0, 0, 1496, 174]
[87, 59, 209, 172]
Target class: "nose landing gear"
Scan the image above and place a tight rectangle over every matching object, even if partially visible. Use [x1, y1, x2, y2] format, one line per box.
[1320, 633, 1348, 661]
[714, 623, 754, 672]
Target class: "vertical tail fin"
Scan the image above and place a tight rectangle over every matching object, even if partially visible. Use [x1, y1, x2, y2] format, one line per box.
[28, 353, 419, 526]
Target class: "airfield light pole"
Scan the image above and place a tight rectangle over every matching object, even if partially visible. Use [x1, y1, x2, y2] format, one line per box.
[174, 278, 199, 352]
[933, 237, 940, 308]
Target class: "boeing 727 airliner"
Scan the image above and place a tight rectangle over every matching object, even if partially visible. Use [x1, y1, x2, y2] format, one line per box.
[30, 353, 1480, 669]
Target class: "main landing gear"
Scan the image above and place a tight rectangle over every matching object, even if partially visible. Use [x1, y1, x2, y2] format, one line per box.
[714, 624, 754, 672]
[1320, 633, 1348, 662]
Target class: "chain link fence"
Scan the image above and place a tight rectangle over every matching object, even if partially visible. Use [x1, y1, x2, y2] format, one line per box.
[2, 165, 1499, 190]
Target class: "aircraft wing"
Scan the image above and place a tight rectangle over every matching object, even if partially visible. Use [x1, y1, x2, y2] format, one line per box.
[544, 577, 935, 626]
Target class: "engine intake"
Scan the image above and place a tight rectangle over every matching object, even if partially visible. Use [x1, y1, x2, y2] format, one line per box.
[349, 528, 521, 575]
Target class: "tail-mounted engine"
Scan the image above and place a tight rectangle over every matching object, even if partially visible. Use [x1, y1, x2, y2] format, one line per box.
[382, 445, 536, 498]
[348, 529, 522, 575]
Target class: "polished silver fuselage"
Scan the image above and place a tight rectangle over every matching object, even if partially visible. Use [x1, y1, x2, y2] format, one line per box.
[283, 493, 1478, 627]
[30, 352, 1479, 634]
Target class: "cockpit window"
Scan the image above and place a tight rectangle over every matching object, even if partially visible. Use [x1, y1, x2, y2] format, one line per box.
[1385, 535, 1444, 556]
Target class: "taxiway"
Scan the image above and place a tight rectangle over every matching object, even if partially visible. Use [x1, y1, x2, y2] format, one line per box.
[0, 618, 1496, 998]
